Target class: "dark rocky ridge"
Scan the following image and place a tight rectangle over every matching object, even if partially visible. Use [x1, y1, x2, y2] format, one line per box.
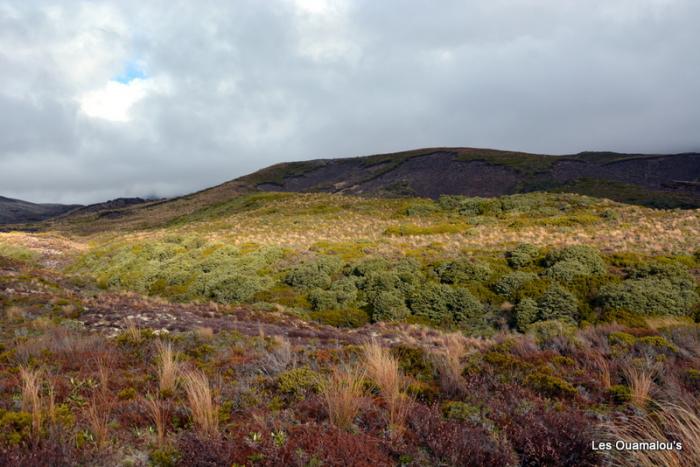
[0, 196, 81, 224]
[244, 148, 700, 208]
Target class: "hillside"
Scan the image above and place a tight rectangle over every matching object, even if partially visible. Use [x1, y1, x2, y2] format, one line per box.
[0, 196, 80, 224]
[1, 153, 700, 465]
[1, 187, 699, 464]
[239, 147, 700, 208]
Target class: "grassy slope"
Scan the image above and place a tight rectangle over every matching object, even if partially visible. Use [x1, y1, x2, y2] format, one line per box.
[1, 190, 700, 465]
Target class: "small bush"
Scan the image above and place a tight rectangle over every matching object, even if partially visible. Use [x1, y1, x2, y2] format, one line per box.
[494, 271, 538, 300]
[515, 298, 538, 331]
[537, 284, 579, 322]
[526, 371, 577, 398]
[608, 331, 636, 347]
[434, 259, 492, 284]
[310, 308, 369, 328]
[284, 256, 342, 290]
[544, 245, 607, 275]
[0, 410, 32, 447]
[441, 401, 482, 423]
[608, 385, 632, 404]
[598, 262, 699, 316]
[506, 244, 539, 269]
[278, 368, 322, 398]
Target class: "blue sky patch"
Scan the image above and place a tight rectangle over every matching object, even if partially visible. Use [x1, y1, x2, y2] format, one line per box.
[114, 60, 146, 83]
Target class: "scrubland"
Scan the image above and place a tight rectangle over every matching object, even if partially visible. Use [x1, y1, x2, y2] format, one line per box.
[0, 191, 699, 466]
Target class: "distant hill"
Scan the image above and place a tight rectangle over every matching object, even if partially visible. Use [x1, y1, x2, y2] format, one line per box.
[0, 197, 155, 227]
[238, 147, 700, 209]
[0, 196, 81, 224]
[4, 147, 699, 231]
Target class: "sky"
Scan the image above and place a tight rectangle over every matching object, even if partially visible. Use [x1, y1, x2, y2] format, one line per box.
[1, 0, 699, 204]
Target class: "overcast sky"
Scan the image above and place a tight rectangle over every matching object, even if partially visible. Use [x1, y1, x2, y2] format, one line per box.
[1, 0, 699, 204]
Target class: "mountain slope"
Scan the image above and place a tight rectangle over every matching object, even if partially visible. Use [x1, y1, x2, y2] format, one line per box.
[238, 147, 700, 208]
[0, 196, 81, 224]
[13, 147, 700, 233]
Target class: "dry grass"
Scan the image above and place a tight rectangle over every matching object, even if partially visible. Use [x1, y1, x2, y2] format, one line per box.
[124, 319, 142, 343]
[19, 367, 42, 436]
[362, 341, 410, 435]
[182, 370, 218, 437]
[624, 365, 655, 407]
[645, 316, 694, 331]
[194, 326, 214, 340]
[592, 353, 612, 390]
[156, 340, 181, 396]
[86, 397, 110, 447]
[143, 396, 166, 447]
[605, 402, 700, 467]
[46, 382, 56, 426]
[430, 334, 467, 396]
[322, 365, 366, 431]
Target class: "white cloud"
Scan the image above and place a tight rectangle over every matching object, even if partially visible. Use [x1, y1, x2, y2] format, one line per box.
[0, 0, 698, 204]
[79, 78, 165, 122]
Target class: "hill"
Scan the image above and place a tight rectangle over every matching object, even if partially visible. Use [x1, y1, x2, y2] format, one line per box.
[238, 147, 700, 208]
[0, 196, 80, 224]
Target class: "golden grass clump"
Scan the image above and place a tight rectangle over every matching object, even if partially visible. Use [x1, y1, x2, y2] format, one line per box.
[430, 333, 467, 396]
[86, 397, 110, 447]
[143, 396, 166, 447]
[182, 370, 218, 437]
[592, 353, 612, 390]
[19, 367, 42, 436]
[362, 341, 411, 435]
[322, 366, 366, 431]
[623, 366, 655, 407]
[156, 340, 181, 397]
[605, 402, 700, 467]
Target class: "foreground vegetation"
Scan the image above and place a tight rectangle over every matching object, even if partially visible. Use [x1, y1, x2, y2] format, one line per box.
[1, 190, 699, 465]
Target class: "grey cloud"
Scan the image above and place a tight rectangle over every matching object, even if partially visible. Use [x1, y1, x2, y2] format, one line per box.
[1, 0, 699, 204]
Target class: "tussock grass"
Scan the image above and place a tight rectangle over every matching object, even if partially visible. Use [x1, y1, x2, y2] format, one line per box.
[86, 397, 110, 447]
[143, 396, 166, 447]
[19, 367, 42, 436]
[362, 341, 411, 435]
[182, 370, 218, 437]
[156, 341, 181, 397]
[605, 402, 700, 467]
[624, 366, 655, 407]
[323, 366, 366, 431]
[430, 334, 467, 396]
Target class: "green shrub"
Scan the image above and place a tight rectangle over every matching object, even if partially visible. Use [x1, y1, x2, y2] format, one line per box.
[284, 257, 342, 290]
[544, 245, 606, 275]
[506, 244, 540, 269]
[515, 298, 538, 331]
[442, 401, 482, 423]
[277, 368, 322, 398]
[408, 283, 484, 326]
[0, 410, 32, 446]
[435, 258, 492, 284]
[308, 278, 358, 311]
[609, 385, 632, 404]
[598, 266, 699, 316]
[391, 345, 434, 381]
[204, 272, 268, 303]
[525, 372, 577, 398]
[608, 332, 636, 347]
[369, 290, 410, 322]
[638, 335, 677, 352]
[310, 308, 369, 328]
[150, 446, 181, 467]
[537, 284, 579, 322]
[494, 271, 538, 300]
[527, 320, 578, 344]
[545, 260, 592, 283]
